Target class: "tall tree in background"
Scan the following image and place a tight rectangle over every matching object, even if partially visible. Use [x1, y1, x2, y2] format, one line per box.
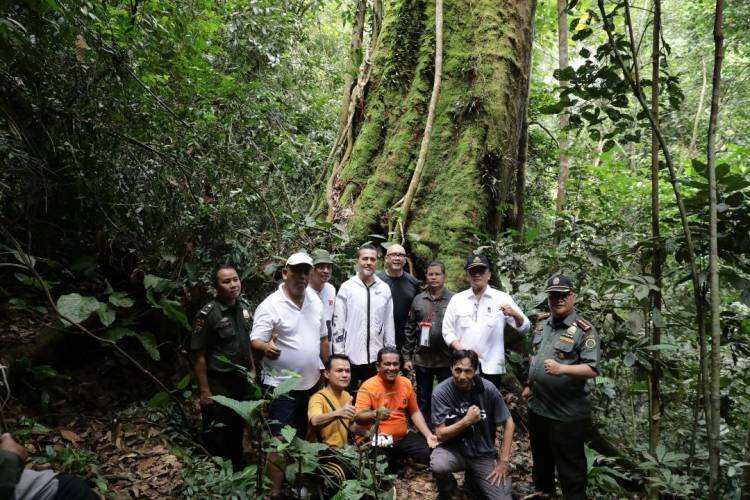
[648, 1, 664, 498]
[325, 0, 536, 279]
[555, 0, 570, 239]
[706, 0, 724, 495]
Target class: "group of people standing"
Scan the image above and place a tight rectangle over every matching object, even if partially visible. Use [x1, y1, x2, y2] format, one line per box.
[190, 243, 601, 500]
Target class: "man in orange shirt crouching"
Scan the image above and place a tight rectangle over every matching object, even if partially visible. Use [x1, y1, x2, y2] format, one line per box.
[354, 347, 438, 473]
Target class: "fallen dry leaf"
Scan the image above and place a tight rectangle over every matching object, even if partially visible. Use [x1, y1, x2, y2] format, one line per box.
[60, 429, 81, 444]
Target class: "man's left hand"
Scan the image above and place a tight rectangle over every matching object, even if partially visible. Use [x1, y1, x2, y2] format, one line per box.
[486, 459, 509, 486]
[543, 359, 565, 376]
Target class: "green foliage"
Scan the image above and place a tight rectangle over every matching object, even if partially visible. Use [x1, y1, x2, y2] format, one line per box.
[181, 455, 260, 499]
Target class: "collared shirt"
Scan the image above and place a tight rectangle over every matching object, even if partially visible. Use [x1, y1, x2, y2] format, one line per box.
[355, 374, 418, 443]
[309, 282, 336, 341]
[332, 275, 395, 366]
[190, 298, 252, 374]
[250, 285, 326, 391]
[403, 288, 455, 368]
[307, 386, 352, 448]
[528, 310, 600, 421]
[442, 286, 530, 375]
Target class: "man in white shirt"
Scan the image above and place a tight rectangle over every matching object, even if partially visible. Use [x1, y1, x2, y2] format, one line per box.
[442, 254, 530, 390]
[250, 252, 330, 498]
[332, 244, 396, 395]
[308, 248, 336, 344]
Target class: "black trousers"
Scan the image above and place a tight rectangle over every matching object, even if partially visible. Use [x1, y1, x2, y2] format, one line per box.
[528, 411, 590, 500]
[415, 365, 452, 428]
[54, 474, 97, 500]
[348, 363, 377, 401]
[201, 374, 251, 471]
[381, 431, 431, 473]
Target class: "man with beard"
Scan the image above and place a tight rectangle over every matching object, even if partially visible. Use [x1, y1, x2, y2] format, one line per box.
[442, 255, 530, 390]
[332, 244, 395, 394]
[251, 252, 330, 498]
[403, 261, 454, 426]
[377, 243, 420, 351]
[523, 275, 599, 500]
[191, 263, 255, 470]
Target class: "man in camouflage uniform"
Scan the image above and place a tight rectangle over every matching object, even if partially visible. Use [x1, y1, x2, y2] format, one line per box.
[191, 263, 255, 470]
[523, 275, 600, 500]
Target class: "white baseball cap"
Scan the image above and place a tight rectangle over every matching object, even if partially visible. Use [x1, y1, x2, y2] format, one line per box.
[286, 252, 313, 267]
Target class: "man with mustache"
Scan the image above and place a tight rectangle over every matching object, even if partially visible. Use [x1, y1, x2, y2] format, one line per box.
[442, 255, 530, 391]
[523, 275, 600, 500]
[308, 249, 337, 345]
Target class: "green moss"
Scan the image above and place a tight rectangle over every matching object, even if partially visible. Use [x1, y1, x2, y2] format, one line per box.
[332, 0, 534, 288]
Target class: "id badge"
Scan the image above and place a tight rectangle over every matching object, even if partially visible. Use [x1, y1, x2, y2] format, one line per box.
[419, 321, 432, 347]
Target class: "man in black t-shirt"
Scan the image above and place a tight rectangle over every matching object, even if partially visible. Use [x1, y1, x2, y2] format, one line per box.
[377, 243, 420, 352]
[430, 350, 515, 500]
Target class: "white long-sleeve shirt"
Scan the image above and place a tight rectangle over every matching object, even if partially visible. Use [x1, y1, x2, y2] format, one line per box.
[332, 275, 395, 365]
[442, 286, 530, 375]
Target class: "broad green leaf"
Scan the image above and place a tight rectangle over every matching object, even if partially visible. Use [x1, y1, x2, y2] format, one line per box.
[109, 292, 134, 308]
[160, 298, 190, 330]
[143, 274, 176, 293]
[135, 331, 160, 360]
[102, 327, 133, 342]
[280, 425, 297, 443]
[272, 374, 302, 399]
[212, 396, 266, 423]
[634, 285, 649, 301]
[96, 304, 116, 327]
[148, 391, 170, 408]
[644, 344, 677, 351]
[176, 373, 191, 390]
[56, 293, 103, 325]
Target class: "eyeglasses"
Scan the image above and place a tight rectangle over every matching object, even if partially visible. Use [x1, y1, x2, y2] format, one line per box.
[548, 291, 572, 300]
[387, 253, 406, 258]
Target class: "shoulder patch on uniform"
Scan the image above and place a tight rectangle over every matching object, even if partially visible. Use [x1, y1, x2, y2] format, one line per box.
[575, 318, 593, 332]
[584, 336, 597, 350]
[199, 302, 214, 316]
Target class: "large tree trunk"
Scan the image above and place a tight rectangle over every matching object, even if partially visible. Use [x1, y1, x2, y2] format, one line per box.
[326, 0, 536, 282]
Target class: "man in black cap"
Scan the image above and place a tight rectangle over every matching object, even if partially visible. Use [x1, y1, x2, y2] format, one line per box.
[442, 254, 529, 390]
[523, 275, 600, 500]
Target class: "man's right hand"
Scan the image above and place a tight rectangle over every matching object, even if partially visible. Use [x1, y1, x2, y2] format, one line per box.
[403, 360, 413, 372]
[1, 433, 28, 462]
[522, 386, 531, 400]
[265, 334, 281, 360]
[463, 405, 482, 425]
[199, 390, 214, 406]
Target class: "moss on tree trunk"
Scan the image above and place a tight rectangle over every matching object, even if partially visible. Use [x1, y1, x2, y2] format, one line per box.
[327, 0, 536, 285]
